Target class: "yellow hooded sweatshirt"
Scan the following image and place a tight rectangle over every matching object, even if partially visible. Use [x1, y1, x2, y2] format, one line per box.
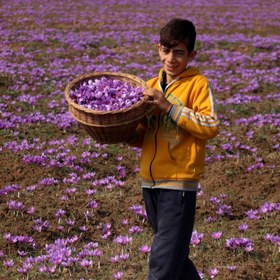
[132, 67, 220, 191]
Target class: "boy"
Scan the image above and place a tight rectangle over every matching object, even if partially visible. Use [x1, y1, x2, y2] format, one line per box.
[129, 18, 219, 279]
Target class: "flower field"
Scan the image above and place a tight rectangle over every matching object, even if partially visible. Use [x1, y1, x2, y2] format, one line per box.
[0, 0, 279, 279]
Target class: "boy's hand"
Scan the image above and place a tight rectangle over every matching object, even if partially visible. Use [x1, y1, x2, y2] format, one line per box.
[144, 88, 172, 114]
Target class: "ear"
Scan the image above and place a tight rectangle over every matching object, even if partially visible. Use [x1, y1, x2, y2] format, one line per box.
[189, 50, 197, 61]
[157, 44, 161, 52]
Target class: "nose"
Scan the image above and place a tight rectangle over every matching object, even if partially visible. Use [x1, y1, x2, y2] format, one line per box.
[167, 51, 175, 62]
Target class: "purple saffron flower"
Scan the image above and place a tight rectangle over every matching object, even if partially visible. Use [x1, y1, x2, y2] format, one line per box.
[113, 271, 124, 279]
[88, 200, 98, 209]
[63, 173, 80, 184]
[79, 226, 89, 232]
[32, 218, 51, 232]
[226, 237, 254, 252]
[208, 267, 219, 279]
[40, 177, 59, 186]
[0, 250, 5, 258]
[245, 245, 254, 252]
[212, 197, 233, 216]
[205, 216, 217, 223]
[3, 259, 14, 268]
[259, 202, 277, 214]
[47, 265, 57, 273]
[79, 259, 93, 268]
[116, 165, 126, 178]
[102, 153, 108, 159]
[70, 76, 144, 112]
[83, 172, 96, 180]
[84, 210, 94, 220]
[113, 235, 132, 246]
[60, 195, 68, 201]
[129, 226, 143, 234]
[119, 253, 129, 261]
[17, 250, 27, 257]
[198, 270, 204, 279]
[66, 219, 75, 226]
[38, 265, 47, 273]
[227, 265, 237, 272]
[222, 143, 233, 151]
[84, 242, 99, 249]
[17, 261, 33, 274]
[264, 234, 280, 246]
[85, 189, 97, 196]
[129, 204, 147, 219]
[246, 209, 260, 220]
[246, 130, 254, 139]
[210, 196, 221, 204]
[211, 231, 223, 240]
[64, 187, 77, 194]
[49, 251, 63, 265]
[110, 255, 120, 263]
[132, 166, 140, 173]
[56, 225, 65, 231]
[7, 200, 25, 211]
[26, 206, 35, 215]
[191, 230, 204, 246]
[3, 233, 17, 243]
[55, 209, 66, 218]
[239, 223, 248, 232]
[139, 244, 151, 254]
[121, 219, 129, 225]
[100, 225, 111, 239]
[116, 155, 123, 161]
[92, 249, 103, 257]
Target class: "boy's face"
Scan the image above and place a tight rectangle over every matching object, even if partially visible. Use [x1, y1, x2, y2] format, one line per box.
[158, 42, 196, 83]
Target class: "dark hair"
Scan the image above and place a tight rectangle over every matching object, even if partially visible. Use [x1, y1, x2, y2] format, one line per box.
[160, 18, 196, 53]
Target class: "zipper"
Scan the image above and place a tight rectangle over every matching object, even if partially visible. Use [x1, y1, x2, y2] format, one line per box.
[148, 77, 179, 187]
[149, 111, 161, 186]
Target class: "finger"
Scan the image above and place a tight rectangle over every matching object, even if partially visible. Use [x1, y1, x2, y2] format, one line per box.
[143, 91, 153, 97]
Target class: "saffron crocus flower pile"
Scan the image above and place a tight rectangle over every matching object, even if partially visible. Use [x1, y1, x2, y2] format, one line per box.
[0, 0, 279, 279]
[69, 77, 144, 111]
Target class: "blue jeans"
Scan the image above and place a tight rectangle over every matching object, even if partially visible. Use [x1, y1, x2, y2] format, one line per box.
[142, 188, 201, 280]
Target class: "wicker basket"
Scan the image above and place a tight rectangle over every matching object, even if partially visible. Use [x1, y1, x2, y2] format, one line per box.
[65, 72, 153, 144]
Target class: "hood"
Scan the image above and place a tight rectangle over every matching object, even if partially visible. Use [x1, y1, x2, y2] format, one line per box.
[158, 66, 201, 83]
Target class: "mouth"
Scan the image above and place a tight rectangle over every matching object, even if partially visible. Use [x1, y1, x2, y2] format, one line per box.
[165, 64, 177, 71]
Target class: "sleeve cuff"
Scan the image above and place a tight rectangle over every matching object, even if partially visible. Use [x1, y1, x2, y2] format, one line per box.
[168, 104, 183, 123]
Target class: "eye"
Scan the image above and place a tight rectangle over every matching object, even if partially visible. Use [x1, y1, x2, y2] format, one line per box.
[174, 51, 185, 56]
[161, 47, 170, 54]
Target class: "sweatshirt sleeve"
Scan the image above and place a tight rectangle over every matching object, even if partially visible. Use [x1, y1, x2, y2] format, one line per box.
[168, 81, 220, 140]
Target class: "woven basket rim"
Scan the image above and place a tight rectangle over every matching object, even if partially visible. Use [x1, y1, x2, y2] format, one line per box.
[65, 71, 149, 115]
